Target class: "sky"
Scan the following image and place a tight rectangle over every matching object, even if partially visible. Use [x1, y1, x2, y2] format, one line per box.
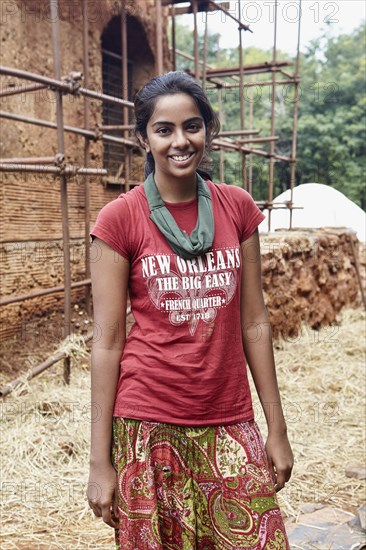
[178, 0, 366, 55]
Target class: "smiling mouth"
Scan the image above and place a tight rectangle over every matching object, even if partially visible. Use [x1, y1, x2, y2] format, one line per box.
[170, 153, 194, 162]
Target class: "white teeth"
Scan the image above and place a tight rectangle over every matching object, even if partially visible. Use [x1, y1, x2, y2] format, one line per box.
[171, 154, 191, 161]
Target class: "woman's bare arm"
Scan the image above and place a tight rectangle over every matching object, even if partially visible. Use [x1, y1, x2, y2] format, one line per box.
[240, 229, 293, 491]
[87, 238, 129, 527]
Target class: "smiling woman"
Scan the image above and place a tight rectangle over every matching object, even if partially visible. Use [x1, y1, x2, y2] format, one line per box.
[87, 71, 293, 549]
[137, 93, 207, 201]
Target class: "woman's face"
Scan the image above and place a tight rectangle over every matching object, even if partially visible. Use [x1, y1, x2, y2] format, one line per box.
[141, 93, 206, 186]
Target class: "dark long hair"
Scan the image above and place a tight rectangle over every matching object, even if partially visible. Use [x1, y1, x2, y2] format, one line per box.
[134, 71, 220, 180]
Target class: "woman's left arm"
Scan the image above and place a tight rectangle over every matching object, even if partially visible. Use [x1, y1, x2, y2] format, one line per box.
[240, 228, 294, 491]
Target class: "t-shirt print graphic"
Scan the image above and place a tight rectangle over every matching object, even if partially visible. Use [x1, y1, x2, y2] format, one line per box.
[141, 247, 240, 336]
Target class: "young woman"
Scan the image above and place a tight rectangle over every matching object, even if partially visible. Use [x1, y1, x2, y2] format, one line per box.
[87, 71, 293, 549]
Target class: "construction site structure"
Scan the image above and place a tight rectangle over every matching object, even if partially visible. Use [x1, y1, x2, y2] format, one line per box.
[0, 0, 302, 383]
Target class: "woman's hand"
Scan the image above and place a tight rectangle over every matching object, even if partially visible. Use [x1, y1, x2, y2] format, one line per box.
[87, 462, 119, 528]
[265, 431, 294, 492]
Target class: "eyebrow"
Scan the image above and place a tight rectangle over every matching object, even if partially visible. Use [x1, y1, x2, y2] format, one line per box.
[151, 116, 204, 127]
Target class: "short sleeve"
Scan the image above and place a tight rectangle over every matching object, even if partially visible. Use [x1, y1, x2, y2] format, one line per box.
[90, 196, 131, 260]
[238, 188, 266, 242]
[227, 185, 265, 243]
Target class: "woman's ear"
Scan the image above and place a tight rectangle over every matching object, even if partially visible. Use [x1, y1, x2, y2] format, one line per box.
[136, 131, 150, 153]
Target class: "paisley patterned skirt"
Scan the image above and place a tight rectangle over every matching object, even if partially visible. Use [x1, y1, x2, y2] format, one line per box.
[111, 418, 289, 549]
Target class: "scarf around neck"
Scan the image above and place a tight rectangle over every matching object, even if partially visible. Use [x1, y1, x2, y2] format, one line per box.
[144, 172, 215, 260]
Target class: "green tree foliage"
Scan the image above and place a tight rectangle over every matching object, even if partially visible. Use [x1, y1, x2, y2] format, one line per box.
[294, 24, 366, 208]
[169, 22, 365, 207]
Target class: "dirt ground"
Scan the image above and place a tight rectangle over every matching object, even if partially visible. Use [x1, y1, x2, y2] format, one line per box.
[0, 305, 365, 549]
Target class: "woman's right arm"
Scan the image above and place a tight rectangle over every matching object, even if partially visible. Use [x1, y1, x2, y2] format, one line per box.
[87, 237, 129, 528]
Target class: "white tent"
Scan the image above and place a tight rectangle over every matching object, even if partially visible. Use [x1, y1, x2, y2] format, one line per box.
[259, 183, 366, 242]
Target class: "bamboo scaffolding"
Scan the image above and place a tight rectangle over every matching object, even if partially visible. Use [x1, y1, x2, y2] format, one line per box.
[192, 0, 199, 80]
[0, 0, 307, 393]
[0, 301, 130, 397]
[0, 111, 137, 146]
[267, 0, 279, 232]
[205, 78, 299, 90]
[207, 0, 252, 32]
[0, 156, 56, 164]
[216, 41, 225, 182]
[0, 66, 135, 108]
[156, 0, 164, 74]
[166, 1, 230, 15]
[217, 130, 260, 137]
[82, 0, 91, 316]
[212, 139, 291, 162]
[201, 8, 209, 88]
[173, 48, 240, 84]
[49, 0, 72, 384]
[238, 0, 246, 189]
[0, 332, 94, 398]
[238, 136, 279, 144]
[171, 5, 177, 70]
[248, 78, 255, 195]
[0, 164, 107, 175]
[289, 0, 302, 229]
[121, 0, 131, 192]
[0, 82, 46, 98]
[200, 61, 292, 79]
[99, 124, 134, 131]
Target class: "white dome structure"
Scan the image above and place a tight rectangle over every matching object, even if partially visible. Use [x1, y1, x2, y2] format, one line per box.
[259, 183, 366, 242]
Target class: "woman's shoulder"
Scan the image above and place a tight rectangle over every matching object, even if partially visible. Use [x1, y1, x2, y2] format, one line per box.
[117, 184, 146, 205]
[98, 185, 145, 217]
[206, 180, 254, 204]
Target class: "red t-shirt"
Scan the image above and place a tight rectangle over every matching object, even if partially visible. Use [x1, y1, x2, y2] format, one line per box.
[91, 180, 265, 425]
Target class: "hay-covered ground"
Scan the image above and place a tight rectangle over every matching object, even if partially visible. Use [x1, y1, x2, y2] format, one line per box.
[1, 307, 365, 549]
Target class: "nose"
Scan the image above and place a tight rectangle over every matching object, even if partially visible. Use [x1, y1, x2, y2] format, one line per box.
[172, 129, 189, 149]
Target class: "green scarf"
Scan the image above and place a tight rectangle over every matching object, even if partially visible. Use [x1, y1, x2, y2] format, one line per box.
[144, 172, 215, 260]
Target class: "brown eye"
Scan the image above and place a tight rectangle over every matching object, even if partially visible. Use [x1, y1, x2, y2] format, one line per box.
[187, 123, 201, 132]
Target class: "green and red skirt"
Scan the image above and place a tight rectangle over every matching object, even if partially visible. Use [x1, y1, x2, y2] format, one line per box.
[112, 418, 289, 549]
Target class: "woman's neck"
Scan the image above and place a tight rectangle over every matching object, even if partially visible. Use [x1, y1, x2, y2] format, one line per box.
[153, 173, 197, 203]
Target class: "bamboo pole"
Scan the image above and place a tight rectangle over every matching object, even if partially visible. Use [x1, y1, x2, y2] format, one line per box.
[238, 136, 279, 144]
[207, 0, 252, 31]
[201, 9, 209, 88]
[50, 0, 71, 384]
[0, 332, 94, 398]
[155, 0, 163, 74]
[0, 66, 135, 108]
[218, 130, 260, 137]
[217, 40, 225, 183]
[0, 302, 132, 397]
[82, 0, 91, 316]
[218, 88, 225, 182]
[0, 164, 107, 174]
[121, 0, 130, 192]
[248, 78, 255, 195]
[206, 78, 299, 90]
[238, 0, 246, 189]
[0, 156, 56, 164]
[194, 61, 292, 79]
[98, 124, 134, 131]
[268, 0, 278, 232]
[289, 0, 302, 230]
[0, 83, 46, 98]
[0, 111, 137, 146]
[212, 139, 291, 162]
[192, 0, 199, 80]
[171, 5, 176, 70]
